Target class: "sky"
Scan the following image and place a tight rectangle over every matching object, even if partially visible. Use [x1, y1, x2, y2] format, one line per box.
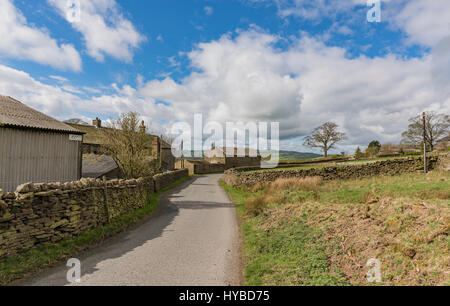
[0, 0, 449, 154]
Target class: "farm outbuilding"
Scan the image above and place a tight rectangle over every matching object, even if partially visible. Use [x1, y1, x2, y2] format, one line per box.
[205, 147, 261, 169]
[66, 118, 176, 172]
[0, 96, 84, 192]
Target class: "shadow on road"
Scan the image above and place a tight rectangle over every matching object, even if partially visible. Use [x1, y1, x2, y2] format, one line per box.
[20, 175, 232, 286]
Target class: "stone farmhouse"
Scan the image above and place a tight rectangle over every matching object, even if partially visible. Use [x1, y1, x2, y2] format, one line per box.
[175, 147, 262, 175]
[0, 96, 84, 192]
[175, 159, 225, 175]
[65, 118, 175, 178]
[206, 147, 261, 170]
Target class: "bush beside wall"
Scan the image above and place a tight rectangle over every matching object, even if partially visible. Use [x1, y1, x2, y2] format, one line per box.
[223, 156, 439, 187]
[0, 170, 189, 258]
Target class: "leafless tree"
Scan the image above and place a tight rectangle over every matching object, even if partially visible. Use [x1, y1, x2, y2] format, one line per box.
[304, 122, 347, 158]
[401, 111, 450, 151]
[99, 112, 158, 179]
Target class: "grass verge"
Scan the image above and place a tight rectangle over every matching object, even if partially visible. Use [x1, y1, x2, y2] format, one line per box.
[221, 170, 449, 286]
[0, 176, 191, 285]
[220, 180, 349, 286]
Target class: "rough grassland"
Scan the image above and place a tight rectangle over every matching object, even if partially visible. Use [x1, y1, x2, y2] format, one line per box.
[0, 177, 191, 285]
[221, 171, 449, 286]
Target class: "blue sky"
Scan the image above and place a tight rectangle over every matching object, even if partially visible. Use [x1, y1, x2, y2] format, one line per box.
[10, 0, 424, 87]
[0, 0, 449, 154]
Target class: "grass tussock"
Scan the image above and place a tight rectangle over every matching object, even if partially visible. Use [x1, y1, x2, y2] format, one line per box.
[244, 177, 322, 216]
[221, 170, 450, 286]
[270, 176, 322, 191]
[244, 195, 267, 217]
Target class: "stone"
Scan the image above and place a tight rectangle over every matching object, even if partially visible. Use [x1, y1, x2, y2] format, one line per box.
[0, 212, 14, 223]
[403, 248, 416, 259]
[50, 219, 69, 229]
[0, 169, 189, 259]
[16, 182, 34, 194]
[436, 152, 450, 171]
[3, 192, 16, 199]
[35, 183, 49, 192]
[63, 182, 74, 190]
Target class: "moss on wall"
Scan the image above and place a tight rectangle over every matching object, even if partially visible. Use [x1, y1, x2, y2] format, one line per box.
[223, 156, 439, 187]
[0, 170, 188, 258]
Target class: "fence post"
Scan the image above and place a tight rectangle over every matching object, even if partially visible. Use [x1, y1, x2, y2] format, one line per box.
[423, 112, 427, 174]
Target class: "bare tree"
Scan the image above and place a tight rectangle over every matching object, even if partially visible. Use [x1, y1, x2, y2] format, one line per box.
[99, 112, 158, 179]
[401, 111, 450, 152]
[304, 122, 347, 158]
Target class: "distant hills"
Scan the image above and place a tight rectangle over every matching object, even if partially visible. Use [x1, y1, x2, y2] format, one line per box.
[279, 151, 322, 161]
[180, 150, 321, 161]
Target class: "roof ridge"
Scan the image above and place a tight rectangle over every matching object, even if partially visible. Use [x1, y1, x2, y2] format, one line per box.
[0, 96, 83, 134]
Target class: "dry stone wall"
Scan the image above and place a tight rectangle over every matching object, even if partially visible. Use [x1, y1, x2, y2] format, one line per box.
[0, 170, 188, 258]
[153, 169, 189, 191]
[223, 156, 439, 187]
[193, 163, 225, 175]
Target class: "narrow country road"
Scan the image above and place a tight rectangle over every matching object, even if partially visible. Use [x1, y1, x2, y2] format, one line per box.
[21, 174, 240, 286]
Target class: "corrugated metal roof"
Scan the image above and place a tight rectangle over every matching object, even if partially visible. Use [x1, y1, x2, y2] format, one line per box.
[0, 95, 83, 134]
[66, 122, 168, 148]
[82, 154, 119, 178]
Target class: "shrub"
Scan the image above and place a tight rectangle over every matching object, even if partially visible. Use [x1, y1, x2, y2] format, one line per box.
[355, 147, 364, 159]
[245, 195, 269, 216]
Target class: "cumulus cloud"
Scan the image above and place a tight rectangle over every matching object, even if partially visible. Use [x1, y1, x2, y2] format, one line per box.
[204, 6, 214, 16]
[0, 0, 81, 71]
[248, 0, 366, 20]
[140, 29, 450, 146]
[255, 0, 450, 49]
[0, 24, 448, 150]
[0, 63, 171, 135]
[388, 0, 450, 47]
[48, 0, 146, 62]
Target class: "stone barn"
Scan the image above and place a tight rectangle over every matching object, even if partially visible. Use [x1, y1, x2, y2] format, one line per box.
[205, 147, 261, 169]
[66, 118, 175, 173]
[0, 96, 84, 192]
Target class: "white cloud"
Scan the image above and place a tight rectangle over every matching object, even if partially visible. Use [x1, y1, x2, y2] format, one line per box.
[0, 64, 80, 117]
[48, 0, 146, 62]
[256, 0, 450, 49]
[0, 26, 448, 149]
[140, 29, 450, 147]
[50, 75, 69, 83]
[0, 63, 171, 136]
[249, 0, 366, 20]
[204, 6, 214, 16]
[387, 0, 450, 47]
[0, 0, 81, 71]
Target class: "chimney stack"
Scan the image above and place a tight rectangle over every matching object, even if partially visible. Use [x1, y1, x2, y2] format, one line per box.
[140, 120, 146, 133]
[93, 117, 102, 128]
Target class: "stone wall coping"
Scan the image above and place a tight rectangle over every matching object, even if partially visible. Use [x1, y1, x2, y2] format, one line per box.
[2, 169, 188, 200]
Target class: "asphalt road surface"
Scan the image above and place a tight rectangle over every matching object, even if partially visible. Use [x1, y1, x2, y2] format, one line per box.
[21, 174, 240, 286]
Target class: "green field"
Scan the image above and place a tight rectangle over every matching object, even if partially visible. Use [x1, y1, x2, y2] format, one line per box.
[279, 151, 322, 161]
[221, 170, 450, 286]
